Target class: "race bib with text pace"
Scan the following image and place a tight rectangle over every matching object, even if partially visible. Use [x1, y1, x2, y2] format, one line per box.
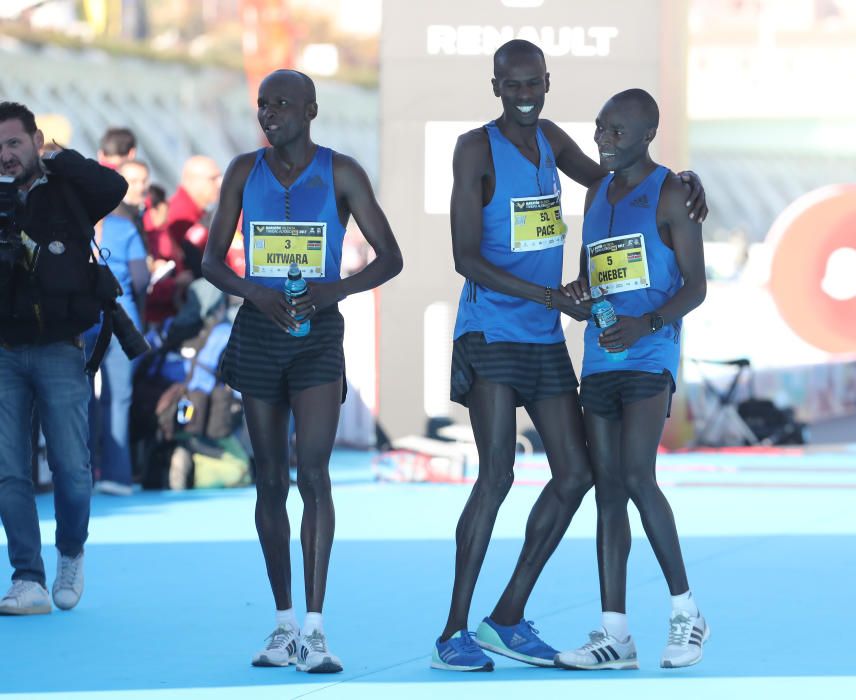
[509, 193, 567, 252]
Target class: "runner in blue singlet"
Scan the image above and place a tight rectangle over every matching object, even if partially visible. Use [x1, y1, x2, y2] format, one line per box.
[557, 89, 709, 671]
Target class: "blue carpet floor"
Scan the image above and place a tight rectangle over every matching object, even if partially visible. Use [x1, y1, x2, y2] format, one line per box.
[1, 449, 854, 699]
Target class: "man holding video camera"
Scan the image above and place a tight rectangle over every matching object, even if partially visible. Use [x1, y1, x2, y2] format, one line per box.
[0, 102, 129, 615]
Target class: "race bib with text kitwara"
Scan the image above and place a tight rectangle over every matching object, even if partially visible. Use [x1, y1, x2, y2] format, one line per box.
[249, 221, 326, 278]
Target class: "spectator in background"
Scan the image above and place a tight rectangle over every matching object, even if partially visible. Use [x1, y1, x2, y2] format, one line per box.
[167, 156, 222, 278]
[116, 159, 150, 238]
[97, 127, 137, 169]
[145, 182, 193, 328]
[87, 210, 150, 496]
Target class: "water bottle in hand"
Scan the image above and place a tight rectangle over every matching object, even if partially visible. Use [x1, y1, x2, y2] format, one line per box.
[590, 287, 627, 361]
[284, 262, 310, 337]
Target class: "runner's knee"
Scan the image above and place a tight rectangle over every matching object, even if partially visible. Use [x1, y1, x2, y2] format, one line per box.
[622, 469, 658, 502]
[296, 466, 332, 499]
[554, 470, 594, 503]
[474, 467, 515, 504]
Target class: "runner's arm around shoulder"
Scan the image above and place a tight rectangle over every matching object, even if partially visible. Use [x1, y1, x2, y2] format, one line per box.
[653, 174, 707, 326]
[331, 154, 403, 300]
[451, 131, 551, 305]
[540, 120, 605, 189]
[201, 152, 258, 301]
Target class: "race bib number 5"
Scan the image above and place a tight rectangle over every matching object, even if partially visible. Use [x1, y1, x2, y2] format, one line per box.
[587, 233, 651, 294]
[249, 221, 326, 278]
[510, 193, 567, 252]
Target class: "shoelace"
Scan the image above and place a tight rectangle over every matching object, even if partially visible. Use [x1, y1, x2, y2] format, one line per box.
[303, 630, 328, 654]
[265, 627, 293, 651]
[7, 580, 30, 598]
[457, 631, 481, 653]
[521, 620, 540, 638]
[57, 556, 81, 589]
[667, 614, 692, 646]
[580, 630, 608, 651]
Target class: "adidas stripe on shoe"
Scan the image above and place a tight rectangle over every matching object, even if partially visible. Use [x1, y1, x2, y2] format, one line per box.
[555, 629, 639, 670]
[661, 612, 710, 668]
[252, 624, 299, 667]
[475, 617, 557, 667]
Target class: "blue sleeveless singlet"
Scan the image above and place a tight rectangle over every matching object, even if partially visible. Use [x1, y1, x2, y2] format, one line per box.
[581, 165, 683, 379]
[242, 146, 346, 289]
[453, 122, 566, 344]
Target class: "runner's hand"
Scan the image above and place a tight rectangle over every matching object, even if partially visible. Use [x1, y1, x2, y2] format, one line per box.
[560, 276, 591, 304]
[677, 170, 708, 222]
[247, 284, 299, 333]
[553, 290, 592, 322]
[289, 282, 344, 322]
[598, 315, 647, 351]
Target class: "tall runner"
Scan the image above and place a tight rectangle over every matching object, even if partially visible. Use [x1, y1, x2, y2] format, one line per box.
[203, 69, 402, 673]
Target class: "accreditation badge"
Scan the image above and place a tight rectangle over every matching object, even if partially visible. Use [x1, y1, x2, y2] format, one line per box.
[249, 221, 326, 278]
[509, 193, 567, 252]
[587, 233, 651, 294]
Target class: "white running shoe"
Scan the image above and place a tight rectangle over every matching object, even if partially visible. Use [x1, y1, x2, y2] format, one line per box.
[252, 624, 300, 667]
[52, 552, 84, 611]
[296, 629, 343, 673]
[555, 628, 639, 670]
[0, 580, 52, 615]
[660, 611, 710, 668]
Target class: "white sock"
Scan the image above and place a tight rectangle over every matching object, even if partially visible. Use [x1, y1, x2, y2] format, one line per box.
[601, 611, 629, 641]
[275, 608, 298, 630]
[302, 611, 323, 636]
[671, 590, 699, 616]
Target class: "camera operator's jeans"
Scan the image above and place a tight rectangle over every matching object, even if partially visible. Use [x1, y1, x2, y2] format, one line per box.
[0, 342, 92, 586]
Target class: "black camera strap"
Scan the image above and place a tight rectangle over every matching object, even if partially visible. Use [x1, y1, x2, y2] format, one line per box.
[58, 179, 119, 375]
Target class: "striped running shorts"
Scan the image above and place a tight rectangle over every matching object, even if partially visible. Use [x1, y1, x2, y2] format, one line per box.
[218, 302, 346, 404]
[450, 332, 579, 408]
[580, 369, 675, 421]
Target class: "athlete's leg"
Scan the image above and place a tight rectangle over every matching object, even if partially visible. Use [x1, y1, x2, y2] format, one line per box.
[585, 411, 631, 613]
[490, 391, 593, 625]
[244, 395, 293, 611]
[620, 388, 689, 595]
[441, 377, 517, 641]
[290, 378, 342, 613]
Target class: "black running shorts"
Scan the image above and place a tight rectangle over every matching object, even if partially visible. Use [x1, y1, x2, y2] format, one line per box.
[218, 302, 346, 404]
[580, 369, 675, 421]
[450, 332, 579, 408]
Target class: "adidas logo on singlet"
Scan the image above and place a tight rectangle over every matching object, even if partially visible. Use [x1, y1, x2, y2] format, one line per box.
[630, 194, 650, 208]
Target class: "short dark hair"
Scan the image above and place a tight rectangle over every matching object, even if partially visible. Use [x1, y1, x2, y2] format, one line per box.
[493, 40, 546, 78]
[264, 69, 317, 103]
[99, 127, 136, 157]
[612, 89, 660, 129]
[148, 183, 167, 208]
[0, 101, 37, 134]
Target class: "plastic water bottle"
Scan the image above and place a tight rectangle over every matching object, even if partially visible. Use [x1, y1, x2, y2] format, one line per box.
[590, 287, 627, 361]
[284, 262, 310, 337]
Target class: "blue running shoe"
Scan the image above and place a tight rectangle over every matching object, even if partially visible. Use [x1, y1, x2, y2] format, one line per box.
[475, 617, 558, 667]
[431, 630, 495, 671]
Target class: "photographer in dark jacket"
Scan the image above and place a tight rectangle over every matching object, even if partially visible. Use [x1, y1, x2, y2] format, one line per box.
[0, 102, 127, 615]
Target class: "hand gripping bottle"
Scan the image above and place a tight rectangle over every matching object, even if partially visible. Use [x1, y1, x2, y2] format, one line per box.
[284, 262, 310, 337]
[590, 286, 627, 361]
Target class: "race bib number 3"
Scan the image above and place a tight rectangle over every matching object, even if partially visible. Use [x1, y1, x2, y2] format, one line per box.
[587, 233, 651, 294]
[249, 221, 326, 278]
[510, 193, 567, 252]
